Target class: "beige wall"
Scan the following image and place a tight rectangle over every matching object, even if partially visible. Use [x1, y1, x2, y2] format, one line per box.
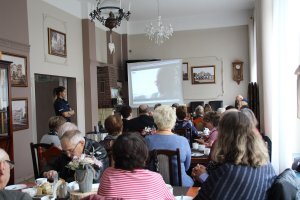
[95, 27, 107, 63]
[128, 25, 250, 107]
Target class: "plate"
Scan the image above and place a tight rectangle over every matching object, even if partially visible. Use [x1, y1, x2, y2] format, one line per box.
[191, 152, 204, 157]
[22, 188, 37, 197]
[175, 196, 193, 200]
[5, 184, 27, 190]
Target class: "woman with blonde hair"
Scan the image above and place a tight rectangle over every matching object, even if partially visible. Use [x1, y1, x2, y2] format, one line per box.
[193, 111, 276, 200]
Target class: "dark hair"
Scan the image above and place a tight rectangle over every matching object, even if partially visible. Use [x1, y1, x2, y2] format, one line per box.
[48, 116, 66, 131]
[120, 105, 132, 119]
[225, 105, 235, 110]
[203, 111, 220, 127]
[171, 103, 179, 108]
[176, 105, 187, 120]
[154, 103, 162, 110]
[113, 133, 148, 171]
[104, 115, 123, 136]
[53, 86, 65, 97]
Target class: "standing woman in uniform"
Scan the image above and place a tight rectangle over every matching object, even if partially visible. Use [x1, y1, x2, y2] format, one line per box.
[53, 86, 75, 122]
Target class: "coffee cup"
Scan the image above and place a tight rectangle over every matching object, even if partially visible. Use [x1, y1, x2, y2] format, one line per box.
[192, 143, 199, 149]
[35, 178, 47, 186]
[166, 184, 173, 194]
[198, 144, 205, 151]
[204, 148, 211, 155]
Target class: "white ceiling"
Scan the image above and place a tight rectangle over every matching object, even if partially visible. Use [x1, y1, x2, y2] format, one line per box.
[43, 0, 255, 34]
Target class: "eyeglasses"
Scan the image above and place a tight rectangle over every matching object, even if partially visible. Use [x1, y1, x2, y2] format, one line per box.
[62, 142, 80, 156]
[0, 160, 14, 169]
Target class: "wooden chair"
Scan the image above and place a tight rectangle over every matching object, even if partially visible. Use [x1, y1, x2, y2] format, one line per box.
[149, 148, 182, 186]
[173, 128, 192, 148]
[30, 142, 62, 179]
[99, 138, 115, 167]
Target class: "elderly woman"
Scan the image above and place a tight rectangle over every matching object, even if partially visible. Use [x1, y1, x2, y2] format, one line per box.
[93, 133, 174, 200]
[193, 111, 276, 200]
[195, 111, 220, 147]
[145, 105, 194, 187]
[193, 105, 205, 131]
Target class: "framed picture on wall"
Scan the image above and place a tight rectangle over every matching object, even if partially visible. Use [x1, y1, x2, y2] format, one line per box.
[12, 98, 29, 131]
[1, 52, 28, 87]
[182, 62, 188, 80]
[48, 28, 67, 57]
[191, 65, 216, 84]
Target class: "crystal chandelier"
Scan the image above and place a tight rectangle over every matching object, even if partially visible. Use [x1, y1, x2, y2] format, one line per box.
[90, 0, 131, 53]
[145, 0, 173, 45]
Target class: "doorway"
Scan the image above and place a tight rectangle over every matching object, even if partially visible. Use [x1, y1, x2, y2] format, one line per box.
[34, 74, 77, 142]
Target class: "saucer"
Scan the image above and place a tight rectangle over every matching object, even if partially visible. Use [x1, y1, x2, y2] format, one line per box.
[191, 152, 204, 157]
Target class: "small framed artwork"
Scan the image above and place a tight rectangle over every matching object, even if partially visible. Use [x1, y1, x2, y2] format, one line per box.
[1, 53, 27, 87]
[182, 62, 188, 80]
[111, 88, 119, 98]
[191, 65, 216, 84]
[48, 28, 67, 57]
[12, 98, 29, 131]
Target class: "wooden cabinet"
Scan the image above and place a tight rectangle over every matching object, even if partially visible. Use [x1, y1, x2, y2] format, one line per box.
[0, 60, 14, 183]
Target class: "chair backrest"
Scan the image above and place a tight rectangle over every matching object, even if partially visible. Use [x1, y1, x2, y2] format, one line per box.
[262, 135, 272, 162]
[173, 128, 192, 148]
[30, 142, 62, 179]
[99, 138, 115, 167]
[149, 148, 182, 186]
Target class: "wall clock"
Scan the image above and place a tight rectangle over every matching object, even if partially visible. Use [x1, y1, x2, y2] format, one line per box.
[232, 61, 243, 84]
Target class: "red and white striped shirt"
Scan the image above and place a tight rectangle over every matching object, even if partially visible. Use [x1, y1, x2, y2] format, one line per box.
[98, 167, 175, 200]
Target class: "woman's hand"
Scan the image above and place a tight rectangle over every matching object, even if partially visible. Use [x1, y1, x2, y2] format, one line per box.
[191, 164, 207, 182]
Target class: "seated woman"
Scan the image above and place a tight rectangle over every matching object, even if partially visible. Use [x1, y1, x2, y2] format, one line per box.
[93, 133, 174, 200]
[195, 111, 220, 147]
[174, 105, 199, 139]
[193, 111, 276, 200]
[145, 105, 194, 187]
[101, 115, 123, 150]
[40, 116, 66, 148]
[119, 105, 132, 132]
[193, 105, 205, 131]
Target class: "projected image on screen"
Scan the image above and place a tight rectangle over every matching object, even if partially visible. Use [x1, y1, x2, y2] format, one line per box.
[128, 59, 184, 107]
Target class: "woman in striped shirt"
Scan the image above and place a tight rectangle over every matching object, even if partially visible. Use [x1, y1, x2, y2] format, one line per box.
[193, 111, 276, 200]
[97, 133, 174, 200]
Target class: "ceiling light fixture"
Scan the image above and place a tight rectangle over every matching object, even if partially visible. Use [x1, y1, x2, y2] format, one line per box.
[145, 0, 173, 45]
[90, 0, 131, 54]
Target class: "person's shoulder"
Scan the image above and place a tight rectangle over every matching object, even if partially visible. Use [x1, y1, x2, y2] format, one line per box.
[0, 190, 31, 200]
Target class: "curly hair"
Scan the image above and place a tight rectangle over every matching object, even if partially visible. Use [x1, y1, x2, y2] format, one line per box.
[153, 105, 176, 130]
[203, 111, 220, 127]
[113, 133, 148, 171]
[212, 111, 269, 167]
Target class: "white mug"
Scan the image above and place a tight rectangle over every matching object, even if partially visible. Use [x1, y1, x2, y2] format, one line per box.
[192, 143, 199, 149]
[198, 144, 205, 151]
[166, 184, 173, 194]
[35, 178, 47, 186]
[204, 148, 211, 155]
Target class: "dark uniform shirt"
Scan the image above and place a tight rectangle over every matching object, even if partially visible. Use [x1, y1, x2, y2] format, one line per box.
[53, 97, 71, 122]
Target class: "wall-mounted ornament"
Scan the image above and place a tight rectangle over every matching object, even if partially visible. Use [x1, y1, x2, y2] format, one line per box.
[232, 61, 243, 84]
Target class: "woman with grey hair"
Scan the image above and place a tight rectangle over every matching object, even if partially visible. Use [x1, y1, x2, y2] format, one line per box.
[145, 105, 194, 187]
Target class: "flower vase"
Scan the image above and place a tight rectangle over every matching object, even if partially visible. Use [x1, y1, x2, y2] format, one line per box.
[75, 164, 94, 193]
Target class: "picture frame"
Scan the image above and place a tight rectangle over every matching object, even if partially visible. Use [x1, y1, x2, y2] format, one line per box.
[1, 52, 28, 87]
[182, 62, 188, 80]
[12, 98, 29, 131]
[48, 28, 67, 57]
[191, 65, 216, 84]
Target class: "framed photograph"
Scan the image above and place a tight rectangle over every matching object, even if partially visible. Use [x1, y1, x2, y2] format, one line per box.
[191, 65, 216, 84]
[182, 62, 188, 80]
[48, 28, 67, 57]
[1, 53, 27, 87]
[12, 98, 28, 131]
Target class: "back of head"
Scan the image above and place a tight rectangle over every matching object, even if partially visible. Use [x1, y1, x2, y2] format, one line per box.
[176, 105, 187, 120]
[104, 115, 123, 136]
[204, 104, 212, 113]
[120, 105, 132, 119]
[138, 104, 149, 115]
[203, 111, 220, 127]
[171, 103, 179, 109]
[213, 111, 269, 167]
[48, 116, 67, 131]
[240, 108, 258, 127]
[225, 105, 235, 110]
[60, 129, 84, 145]
[195, 105, 204, 115]
[153, 105, 176, 130]
[154, 103, 162, 110]
[57, 122, 78, 138]
[113, 133, 148, 171]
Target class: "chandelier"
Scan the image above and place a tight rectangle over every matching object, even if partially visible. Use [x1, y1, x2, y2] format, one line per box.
[90, 0, 131, 53]
[145, 0, 173, 45]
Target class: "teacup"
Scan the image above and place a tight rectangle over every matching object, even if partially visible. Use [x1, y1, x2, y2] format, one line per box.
[35, 178, 47, 186]
[204, 148, 211, 155]
[192, 143, 199, 150]
[166, 184, 173, 194]
[198, 144, 205, 151]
